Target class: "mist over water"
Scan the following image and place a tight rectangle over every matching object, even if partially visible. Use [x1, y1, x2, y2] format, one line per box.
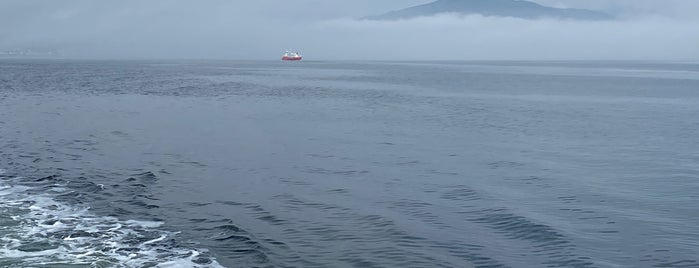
[1, 60, 698, 267]
[1, 0, 698, 60]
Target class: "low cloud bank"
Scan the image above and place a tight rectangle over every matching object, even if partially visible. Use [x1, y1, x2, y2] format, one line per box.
[0, 0, 696, 60]
[304, 14, 699, 60]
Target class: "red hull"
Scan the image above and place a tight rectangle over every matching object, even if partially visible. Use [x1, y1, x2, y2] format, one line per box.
[282, 56, 302, 61]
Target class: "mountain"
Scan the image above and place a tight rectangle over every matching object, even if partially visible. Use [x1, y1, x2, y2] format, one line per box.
[365, 0, 613, 21]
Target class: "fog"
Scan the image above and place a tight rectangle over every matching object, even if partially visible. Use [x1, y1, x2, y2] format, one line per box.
[1, 0, 697, 60]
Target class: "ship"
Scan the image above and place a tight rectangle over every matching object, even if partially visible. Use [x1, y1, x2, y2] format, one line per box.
[282, 50, 302, 61]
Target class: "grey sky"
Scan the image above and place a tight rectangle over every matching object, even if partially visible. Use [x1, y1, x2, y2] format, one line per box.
[0, 0, 697, 60]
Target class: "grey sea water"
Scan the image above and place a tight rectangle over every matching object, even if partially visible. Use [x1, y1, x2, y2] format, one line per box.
[1, 60, 698, 267]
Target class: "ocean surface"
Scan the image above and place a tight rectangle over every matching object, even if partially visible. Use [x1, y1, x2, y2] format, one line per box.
[1, 60, 698, 267]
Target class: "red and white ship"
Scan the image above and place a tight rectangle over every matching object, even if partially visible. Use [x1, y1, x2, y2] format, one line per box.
[282, 50, 302, 61]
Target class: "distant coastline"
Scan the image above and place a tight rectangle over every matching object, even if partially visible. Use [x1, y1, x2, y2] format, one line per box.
[0, 49, 61, 58]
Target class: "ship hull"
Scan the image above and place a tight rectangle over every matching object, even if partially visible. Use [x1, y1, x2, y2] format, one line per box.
[282, 56, 302, 61]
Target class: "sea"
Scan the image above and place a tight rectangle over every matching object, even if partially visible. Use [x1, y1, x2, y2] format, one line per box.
[0, 60, 698, 267]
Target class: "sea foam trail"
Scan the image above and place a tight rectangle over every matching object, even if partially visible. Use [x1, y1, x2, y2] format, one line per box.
[0, 170, 224, 267]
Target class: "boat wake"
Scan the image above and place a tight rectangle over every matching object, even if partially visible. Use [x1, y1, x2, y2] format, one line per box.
[0, 168, 224, 267]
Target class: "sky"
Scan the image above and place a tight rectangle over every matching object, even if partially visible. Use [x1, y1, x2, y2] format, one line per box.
[0, 0, 697, 60]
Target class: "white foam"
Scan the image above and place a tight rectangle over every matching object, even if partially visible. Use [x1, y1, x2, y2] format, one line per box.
[0, 175, 225, 267]
[156, 250, 206, 268]
[0, 247, 68, 258]
[142, 234, 167, 245]
[125, 219, 164, 228]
